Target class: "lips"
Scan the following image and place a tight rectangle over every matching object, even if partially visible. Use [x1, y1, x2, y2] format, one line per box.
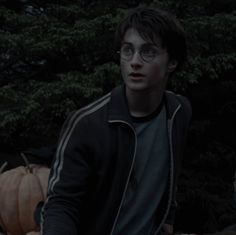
[128, 72, 145, 80]
[129, 72, 145, 77]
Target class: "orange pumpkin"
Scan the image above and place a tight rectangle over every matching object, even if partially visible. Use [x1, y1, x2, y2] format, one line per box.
[0, 155, 50, 235]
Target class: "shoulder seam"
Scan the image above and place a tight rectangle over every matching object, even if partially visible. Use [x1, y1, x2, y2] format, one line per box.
[48, 93, 111, 193]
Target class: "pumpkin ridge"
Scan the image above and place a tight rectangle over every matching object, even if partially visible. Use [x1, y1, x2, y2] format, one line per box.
[34, 168, 45, 201]
[17, 171, 25, 235]
[19, 170, 41, 233]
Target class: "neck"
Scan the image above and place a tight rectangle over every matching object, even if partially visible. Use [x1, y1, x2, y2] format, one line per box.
[126, 87, 165, 117]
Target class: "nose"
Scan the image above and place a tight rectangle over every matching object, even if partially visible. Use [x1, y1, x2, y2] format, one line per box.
[130, 51, 143, 69]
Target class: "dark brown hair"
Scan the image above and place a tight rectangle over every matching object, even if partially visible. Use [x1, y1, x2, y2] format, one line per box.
[115, 7, 187, 69]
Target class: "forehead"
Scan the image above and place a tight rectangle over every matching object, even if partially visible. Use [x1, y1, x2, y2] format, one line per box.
[122, 28, 162, 47]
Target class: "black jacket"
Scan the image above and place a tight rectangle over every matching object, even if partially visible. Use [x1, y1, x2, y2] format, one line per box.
[41, 85, 192, 235]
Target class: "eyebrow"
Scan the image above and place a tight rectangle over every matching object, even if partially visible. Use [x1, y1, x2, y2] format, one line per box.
[121, 42, 158, 47]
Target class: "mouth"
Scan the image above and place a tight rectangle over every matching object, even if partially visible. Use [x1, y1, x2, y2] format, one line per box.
[128, 73, 145, 80]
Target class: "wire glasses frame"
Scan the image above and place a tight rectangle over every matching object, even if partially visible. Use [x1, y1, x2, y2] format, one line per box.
[117, 43, 163, 63]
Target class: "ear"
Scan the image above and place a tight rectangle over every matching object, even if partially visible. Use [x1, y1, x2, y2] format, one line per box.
[167, 60, 178, 73]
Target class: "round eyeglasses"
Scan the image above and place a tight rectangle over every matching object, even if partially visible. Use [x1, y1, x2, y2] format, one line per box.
[118, 44, 162, 63]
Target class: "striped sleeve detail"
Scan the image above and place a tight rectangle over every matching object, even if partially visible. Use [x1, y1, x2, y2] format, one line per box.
[48, 92, 111, 193]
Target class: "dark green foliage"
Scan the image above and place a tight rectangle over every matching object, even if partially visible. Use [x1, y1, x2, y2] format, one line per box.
[0, 62, 121, 148]
[169, 13, 236, 91]
[176, 143, 236, 233]
[0, 2, 125, 147]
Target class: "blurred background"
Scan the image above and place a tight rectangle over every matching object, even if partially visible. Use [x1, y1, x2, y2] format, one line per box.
[0, 0, 236, 234]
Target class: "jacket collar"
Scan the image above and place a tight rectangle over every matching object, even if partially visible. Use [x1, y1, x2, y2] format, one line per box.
[164, 91, 182, 120]
[108, 84, 181, 123]
[108, 84, 132, 124]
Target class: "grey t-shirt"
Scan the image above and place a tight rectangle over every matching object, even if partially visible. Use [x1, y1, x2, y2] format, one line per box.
[114, 105, 170, 235]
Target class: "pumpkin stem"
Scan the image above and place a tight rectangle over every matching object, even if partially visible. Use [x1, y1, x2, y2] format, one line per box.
[21, 152, 32, 173]
[0, 161, 8, 174]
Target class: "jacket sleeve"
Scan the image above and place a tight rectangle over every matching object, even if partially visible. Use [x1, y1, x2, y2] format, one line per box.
[165, 95, 192, 225]
[40, 111, 92, 235]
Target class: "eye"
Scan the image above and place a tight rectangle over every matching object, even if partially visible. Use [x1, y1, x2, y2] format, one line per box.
[141, 45, 157, 57]
[121, 44, 133, 55]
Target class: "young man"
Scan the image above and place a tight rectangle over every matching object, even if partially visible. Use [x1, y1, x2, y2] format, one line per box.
[41, 7, 192, 235]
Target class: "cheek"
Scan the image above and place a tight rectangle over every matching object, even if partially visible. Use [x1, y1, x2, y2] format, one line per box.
[120, 60, 128, 78]
[150, 61, 168, 77]
[149, 64, 163, 77]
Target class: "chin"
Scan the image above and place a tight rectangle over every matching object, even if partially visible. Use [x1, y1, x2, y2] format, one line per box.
[125, 81, 149, 92]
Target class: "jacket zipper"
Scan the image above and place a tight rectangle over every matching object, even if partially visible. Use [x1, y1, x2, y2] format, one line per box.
[108, 104, 181, 235]
[108, 120, 137, 235]
[154, 104, 181, 235]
